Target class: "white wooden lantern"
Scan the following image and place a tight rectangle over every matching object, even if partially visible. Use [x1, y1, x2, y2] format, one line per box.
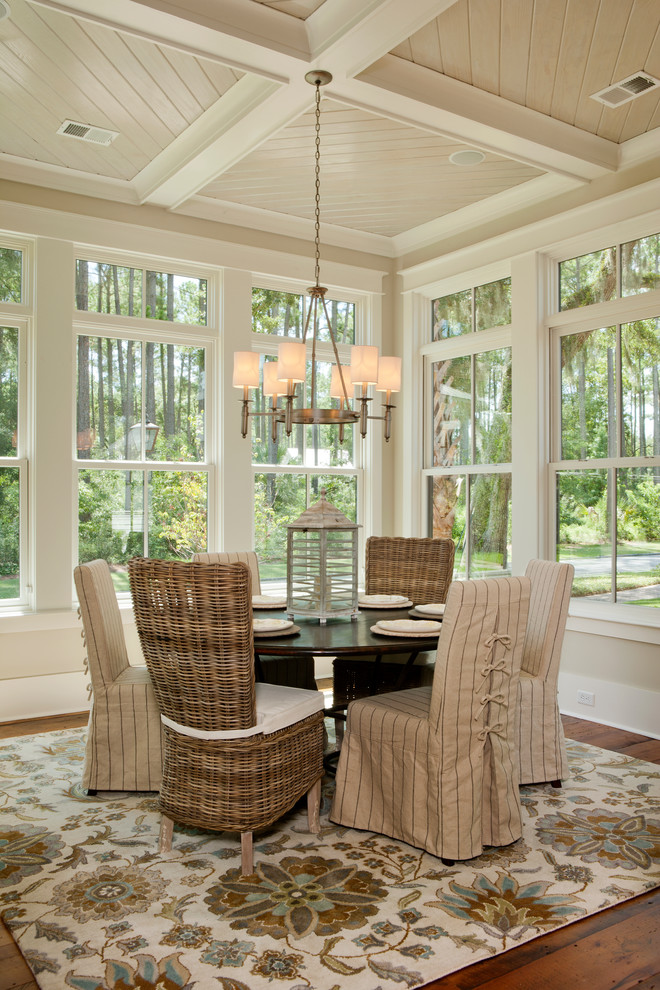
[286, 489, 359, 623]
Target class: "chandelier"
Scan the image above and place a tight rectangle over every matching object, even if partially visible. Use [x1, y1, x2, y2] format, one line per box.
[233, 70, 401, 444]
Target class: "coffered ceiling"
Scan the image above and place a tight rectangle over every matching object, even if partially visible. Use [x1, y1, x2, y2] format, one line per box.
[0, 0, 658, 256]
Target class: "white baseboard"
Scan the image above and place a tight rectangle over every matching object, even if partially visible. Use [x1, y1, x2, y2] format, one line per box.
[0, 671, 91, 723]
[558, 670, 660, 739]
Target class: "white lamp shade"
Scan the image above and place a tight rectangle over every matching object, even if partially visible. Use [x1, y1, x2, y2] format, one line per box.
[233, 351, 260, 388]
[376, 356, 402, 392]
[277, 340, 306, 383]
[350, 345, 379, 385]
[330, 364, 352, 399]
[263, 361, 286, 397]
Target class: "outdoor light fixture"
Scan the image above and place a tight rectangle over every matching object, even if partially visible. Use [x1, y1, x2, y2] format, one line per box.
[233, 70, 401, 443]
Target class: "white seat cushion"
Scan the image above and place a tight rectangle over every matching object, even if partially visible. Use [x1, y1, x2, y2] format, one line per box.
[161, 682, 324, 740]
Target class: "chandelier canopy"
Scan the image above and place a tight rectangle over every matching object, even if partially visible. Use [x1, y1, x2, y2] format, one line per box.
[233, 70, 401, 443]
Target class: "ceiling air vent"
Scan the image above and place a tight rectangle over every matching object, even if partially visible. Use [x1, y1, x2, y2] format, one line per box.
[57, 119, 118, 146]
[591, 72, 660, 108]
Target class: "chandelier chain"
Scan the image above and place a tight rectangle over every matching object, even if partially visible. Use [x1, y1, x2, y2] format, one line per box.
[313, 80, 322, 287]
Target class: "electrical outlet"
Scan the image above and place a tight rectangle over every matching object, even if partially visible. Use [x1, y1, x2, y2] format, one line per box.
[577, 690, 595, 707]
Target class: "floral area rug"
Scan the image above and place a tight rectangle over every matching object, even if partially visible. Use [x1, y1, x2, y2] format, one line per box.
[1, 728, 659, 990]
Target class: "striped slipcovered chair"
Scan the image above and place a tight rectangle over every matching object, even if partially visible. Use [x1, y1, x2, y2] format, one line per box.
[74, 559, 162, 793]
[330, 576, 531, 863]
[128, 557, 325, 875]
[518, 559, 574, 786]
[193, 550, 317, 692]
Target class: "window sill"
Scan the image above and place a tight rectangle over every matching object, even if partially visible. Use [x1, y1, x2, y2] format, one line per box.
[0, 602, 136, 634]
[568, 598, 660, 645]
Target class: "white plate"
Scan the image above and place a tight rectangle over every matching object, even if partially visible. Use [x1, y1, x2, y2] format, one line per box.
[252, 595, 287, 609]
[415, 603, 446, 616]
[371, 618, 442, 638]
[358, 594, 411, 608]
[253, 618, 293, 633]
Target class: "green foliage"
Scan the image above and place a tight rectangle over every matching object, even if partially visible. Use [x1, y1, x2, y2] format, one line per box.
[0, 249, 22, 304]
[0, 467, 19, 577]
[560, 247, 616, 310]
[76, 260, 207, 325]
[150, 471, 207, 559]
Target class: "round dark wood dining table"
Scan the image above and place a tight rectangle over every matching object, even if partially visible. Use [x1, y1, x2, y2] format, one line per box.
[253, 606, 441, 701]
[252, 606, 440, 657]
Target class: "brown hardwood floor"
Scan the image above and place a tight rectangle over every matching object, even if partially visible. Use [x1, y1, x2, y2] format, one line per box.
[0, 713, 658, 990]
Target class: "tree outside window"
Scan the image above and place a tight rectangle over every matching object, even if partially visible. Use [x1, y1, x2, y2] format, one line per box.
[76, 333, 208, 592]
[251, 286, 360, 588]
[555, 317, 660, 606]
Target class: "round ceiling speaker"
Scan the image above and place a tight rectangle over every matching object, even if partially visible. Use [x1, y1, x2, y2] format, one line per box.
[0, 0, 10, 21]
[449, 149, 486, 166]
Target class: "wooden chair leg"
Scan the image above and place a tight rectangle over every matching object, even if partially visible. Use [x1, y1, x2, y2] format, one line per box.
[159, 815, 174, 852]
[307, 777, 322, 833]
[241, 832, 254, 875]
[551, 779, 562, 788]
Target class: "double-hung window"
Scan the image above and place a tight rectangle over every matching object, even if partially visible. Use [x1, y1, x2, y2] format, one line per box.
[551, 231, 660, 607]
[0, 243, 27, 606]
[74, 257, 213, 592]
[423, 277, 512, 578]
[250, 284, 362, 589]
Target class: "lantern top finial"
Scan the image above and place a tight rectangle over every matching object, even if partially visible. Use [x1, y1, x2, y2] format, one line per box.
[288, 490, 359, 529]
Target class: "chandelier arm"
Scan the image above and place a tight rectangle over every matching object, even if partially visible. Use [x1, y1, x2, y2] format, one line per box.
[310, 292, 318, 409]
[320, 292, 351, 406]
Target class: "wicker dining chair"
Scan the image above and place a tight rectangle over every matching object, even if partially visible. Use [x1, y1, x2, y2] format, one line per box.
[331, 575, 531, 862]
[128, 557, 325, 875]
[518, 559, 574, 786]
[332, 536, 456, 706]
[192, 550, 317, 691]
[74, 559, 162, 793]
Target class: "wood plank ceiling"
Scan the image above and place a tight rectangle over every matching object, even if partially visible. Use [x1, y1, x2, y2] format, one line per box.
[0, 0, 658, 251]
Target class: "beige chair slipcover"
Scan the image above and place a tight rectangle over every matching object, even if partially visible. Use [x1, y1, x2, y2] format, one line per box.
[128, 557, 325, 876]
[74, 559, 162, 793]
[518, 558, 574, 785]
[193, 550, 317, 692]
[331, 576, 531, 862]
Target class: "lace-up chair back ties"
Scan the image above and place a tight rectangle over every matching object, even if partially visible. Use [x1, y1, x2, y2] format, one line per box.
[518, 560, 574, 786]
[128, 557, 325, 876]
[331, 575, 531, 863]
[74, 559, 163, 793]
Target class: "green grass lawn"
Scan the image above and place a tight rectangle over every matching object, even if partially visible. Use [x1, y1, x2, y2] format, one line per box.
[559, 541, 660, 560]
[572, 571, 660, 598]
[0, 576, 19, 599]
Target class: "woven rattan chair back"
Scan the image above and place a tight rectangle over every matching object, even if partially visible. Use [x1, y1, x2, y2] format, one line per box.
[127, 556, 324, 875]
[128, 557, 256, 734]
[192, 550, 261, 596]
[365, 536, 455, 605]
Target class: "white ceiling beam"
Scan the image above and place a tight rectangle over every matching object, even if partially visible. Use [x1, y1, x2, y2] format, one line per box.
[332, 55, 619, 180]
[134, 76, 310, 209]
[306, 0, 460, 79]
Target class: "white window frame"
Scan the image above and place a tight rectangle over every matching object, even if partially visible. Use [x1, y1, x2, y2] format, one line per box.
[248, 275, 375, 583]
[72, 249, 219, 594]
[0, 234, 31, 610]
[547, 236, 660, 625]
[0, 316, 29, 608]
